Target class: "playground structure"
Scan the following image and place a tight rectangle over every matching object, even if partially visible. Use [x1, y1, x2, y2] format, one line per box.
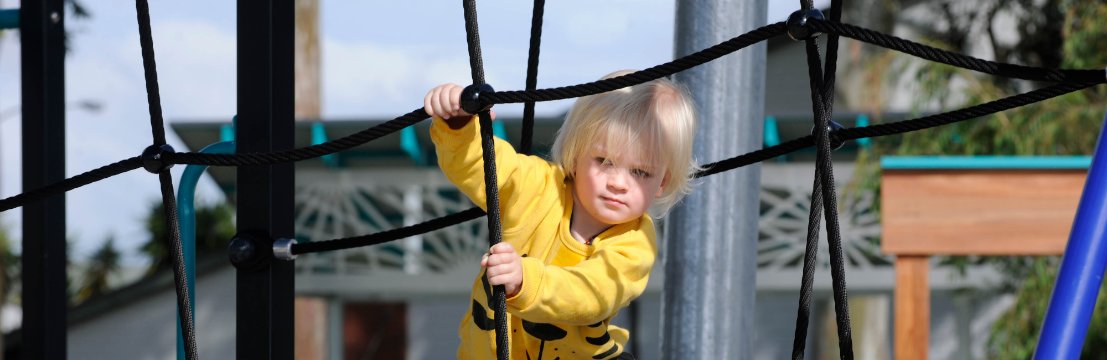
[3, 0, 1107, 359]
[881, 156, 1093, 359]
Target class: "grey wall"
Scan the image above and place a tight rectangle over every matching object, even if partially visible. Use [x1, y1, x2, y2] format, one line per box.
[68, 266, 236, 360]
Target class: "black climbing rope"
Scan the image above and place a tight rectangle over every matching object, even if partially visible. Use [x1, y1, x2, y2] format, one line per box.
[135, 0, 197, 359]
[460, 1, 509, 359]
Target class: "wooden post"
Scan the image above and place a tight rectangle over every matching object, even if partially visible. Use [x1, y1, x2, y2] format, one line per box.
[293, 1, 328, 359]
[882, 157, 1087, 359]
[294, 0, 320, 120]
[894, 255, 929, 360]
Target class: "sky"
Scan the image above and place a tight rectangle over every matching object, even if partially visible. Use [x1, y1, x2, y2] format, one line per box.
[0, 1, 825, 266]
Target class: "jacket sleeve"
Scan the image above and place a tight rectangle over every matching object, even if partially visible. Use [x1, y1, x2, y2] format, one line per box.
[430, 116, 558, 233]
[505, 219, 658, 325]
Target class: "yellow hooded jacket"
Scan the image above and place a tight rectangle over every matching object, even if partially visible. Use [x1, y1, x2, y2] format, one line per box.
[431, 116, 657, 360]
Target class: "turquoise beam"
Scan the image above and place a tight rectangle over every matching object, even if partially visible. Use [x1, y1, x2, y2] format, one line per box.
[219, 123, 235, 142]
[176, 140, 235, 360]
[311, 122, 339, 167]
[400, 127, 426, 165]
[0, 9, 17, 30]
[854, 114, 870, 149]
[492, 121, 508, 141]
[881, 156, 1092, 170]
[764, 116, 780, 147]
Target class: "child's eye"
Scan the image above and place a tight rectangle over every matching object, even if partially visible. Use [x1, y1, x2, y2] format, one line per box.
[631, 169, 652, 178]
[595, 157, 611, 166]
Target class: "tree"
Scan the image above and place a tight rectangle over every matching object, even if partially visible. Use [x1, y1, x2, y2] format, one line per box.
[853, 0, 1107, 357]
[72, 236, 120, 305]
[141, 201, 235, 275]
[0, 223, 17, 360]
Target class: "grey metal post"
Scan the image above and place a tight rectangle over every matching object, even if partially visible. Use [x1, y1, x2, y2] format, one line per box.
[662, 0, 766, 359]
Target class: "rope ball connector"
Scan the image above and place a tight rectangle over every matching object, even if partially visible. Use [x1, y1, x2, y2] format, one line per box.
[140, 143, 176, 174]
[812, 120, 847, 150]
[787, 9, 825, 41]
[459, 83, 495, 115]
[228, 232, 273, 271]
[273, 238, 297, 261]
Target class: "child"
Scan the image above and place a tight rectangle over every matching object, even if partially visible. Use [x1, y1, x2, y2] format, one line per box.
[424, 70, 698, 360]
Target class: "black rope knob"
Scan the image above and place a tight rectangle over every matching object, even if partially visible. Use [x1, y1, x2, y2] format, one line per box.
[460, 83, 495, 115]
[228, 232, 273, 271]
[141, 144, 176, 174]
[812, 120, 847, 150]
[787, 9, 825, 41]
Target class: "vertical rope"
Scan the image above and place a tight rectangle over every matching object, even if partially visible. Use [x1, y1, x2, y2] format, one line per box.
[814, 1, 855, 357]
[159, 171, 197, 360]
[136, 1, 197, 359]
[519, 0, 545, 154]
[461, 1, 509, 359]
[791, 167, 824, 360]
[135, 0, 166, 146]
[822, 0, 843, 99]
[791, 0, 854, 358]
[478, 112, 509, 360]
[462, 0, 486, 85]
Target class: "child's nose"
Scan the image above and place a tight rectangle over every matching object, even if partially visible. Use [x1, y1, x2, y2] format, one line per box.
[607, 171, 629, 191]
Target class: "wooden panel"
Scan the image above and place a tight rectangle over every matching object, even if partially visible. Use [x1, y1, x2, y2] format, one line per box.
[882, 169, 1085, 255]
[895, 256, 930, 360]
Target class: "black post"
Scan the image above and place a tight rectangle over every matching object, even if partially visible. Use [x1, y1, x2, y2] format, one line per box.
[20, 1, 67, 359]
[236, 0, 295, 358]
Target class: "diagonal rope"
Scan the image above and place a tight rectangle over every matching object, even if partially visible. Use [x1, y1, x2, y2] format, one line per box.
[167, 108, 429, 166]
[461, 1, 509, 359]
[792, 167, 825, 360]
[135, 1, 197, 359]
[3, 79, 1094, 221]
[808, 19, 1103, 83]
[805, 22, 854, 360]
[0, 157, 142, 212]
[292, 207, 486, 254]
[485, 23, 787, 105]
[792, 0, 846, 357]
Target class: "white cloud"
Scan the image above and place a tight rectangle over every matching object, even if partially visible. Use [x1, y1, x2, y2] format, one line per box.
[561, 11, 632, 48]
[118, 20, 237, 120]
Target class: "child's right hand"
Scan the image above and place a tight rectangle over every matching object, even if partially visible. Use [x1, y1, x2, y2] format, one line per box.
[482, 242, 523, 298]
[424, 83, 495, 123]
[424, 83, 467, 120]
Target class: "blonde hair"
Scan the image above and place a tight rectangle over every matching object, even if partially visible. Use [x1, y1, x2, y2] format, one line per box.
[552, 70, 699, 216]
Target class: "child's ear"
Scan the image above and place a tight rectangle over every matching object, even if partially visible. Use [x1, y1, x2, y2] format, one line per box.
[656, 172, 671, 197]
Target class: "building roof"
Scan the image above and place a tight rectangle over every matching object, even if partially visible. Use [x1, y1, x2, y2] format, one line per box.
[170, 114, 568, 200]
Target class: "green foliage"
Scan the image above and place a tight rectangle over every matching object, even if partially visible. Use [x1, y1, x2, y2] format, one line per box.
[73, 236, 120, 305]
[142, 201, 235, 275]
[0, 223, 17, 304]
[987, 258, 1107, 359]
[851, 0, 1107, 356]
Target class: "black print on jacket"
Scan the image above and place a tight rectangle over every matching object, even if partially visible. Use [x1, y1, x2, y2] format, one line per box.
[471, 269, 616, 359]
[523, 319, 566, 360]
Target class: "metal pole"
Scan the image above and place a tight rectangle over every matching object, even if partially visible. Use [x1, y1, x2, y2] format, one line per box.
[237, 0, 295, 358]
[177, 141, 235, 360]
[20, 1, 67, 358]
[662, 0, 766, 358]
[0, 8, 17, 30]
[1034, 113, 1107, 359]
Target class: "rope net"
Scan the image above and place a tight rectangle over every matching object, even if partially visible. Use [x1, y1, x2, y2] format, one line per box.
[3, 1, 1105, 359]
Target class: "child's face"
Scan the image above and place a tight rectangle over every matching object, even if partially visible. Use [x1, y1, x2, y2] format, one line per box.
[571, 143, 667, 225]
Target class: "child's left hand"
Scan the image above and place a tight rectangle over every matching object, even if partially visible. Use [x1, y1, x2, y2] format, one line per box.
[482, 242, 523, 298]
